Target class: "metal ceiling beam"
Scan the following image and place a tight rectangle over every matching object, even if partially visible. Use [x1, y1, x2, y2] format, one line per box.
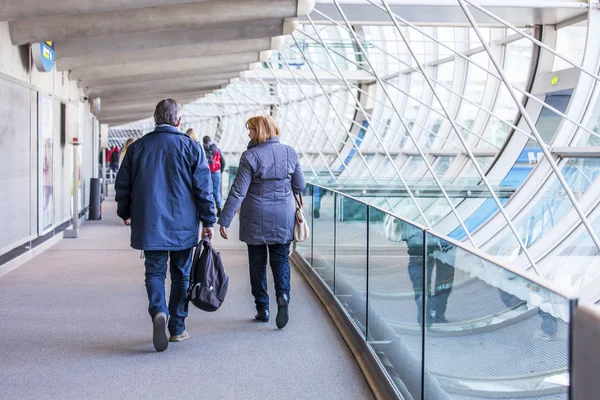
[71, 53, 259, 80]
[0, 0, 212, 21]
[98, 97, 214, 122]
[100, 93, 214, 109]
[55, 19, 290, 59]
[100, 90, 220, 110]
[105, 116, 154, 125]
[101, 106, 208, 125]
[78, 64, 251, 88]
[86, 73, 241, 96]
[95, 81, 230, 100]
[9, 0, 299, 45]
[58, 37, 283, 71]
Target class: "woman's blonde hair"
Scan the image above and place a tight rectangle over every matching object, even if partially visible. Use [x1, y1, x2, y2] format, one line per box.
[123, 138, 134, 151]
[119, 138, 135, 167]
[246, 115, 280, 144]
[186, 128, 198, 142]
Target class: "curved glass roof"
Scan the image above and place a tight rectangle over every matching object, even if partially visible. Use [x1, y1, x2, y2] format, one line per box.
[109, 2, 600, 300]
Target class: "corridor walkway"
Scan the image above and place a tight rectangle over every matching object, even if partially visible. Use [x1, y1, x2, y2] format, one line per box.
[0, 199, 373, 400]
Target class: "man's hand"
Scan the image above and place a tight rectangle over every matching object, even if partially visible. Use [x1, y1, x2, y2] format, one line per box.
[202, 227, 214, 240]
[124, 219, 131, 226]
[220, 226, 228, 240]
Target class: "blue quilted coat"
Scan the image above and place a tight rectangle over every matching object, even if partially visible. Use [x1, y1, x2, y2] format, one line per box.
[218, 137, 305, 245]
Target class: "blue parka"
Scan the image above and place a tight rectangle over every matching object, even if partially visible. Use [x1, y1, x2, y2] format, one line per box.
[115, 124, 216, 250]
[217, 137, 305, 245]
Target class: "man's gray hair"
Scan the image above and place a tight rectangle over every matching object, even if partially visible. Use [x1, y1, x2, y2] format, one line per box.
[154, 99, 182, 126]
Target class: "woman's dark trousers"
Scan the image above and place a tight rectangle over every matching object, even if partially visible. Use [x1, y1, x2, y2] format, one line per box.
[247, 242, 291, 311]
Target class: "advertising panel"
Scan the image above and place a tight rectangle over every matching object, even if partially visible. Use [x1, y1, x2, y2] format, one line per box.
[38, 93, 54, 234]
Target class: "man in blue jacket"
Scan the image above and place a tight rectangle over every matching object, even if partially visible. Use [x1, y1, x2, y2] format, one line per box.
[115, 99, 216, 352]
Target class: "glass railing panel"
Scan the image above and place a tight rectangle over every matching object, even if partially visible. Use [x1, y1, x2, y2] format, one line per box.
[335, 195, 368, 337]
[312, 187, 336, 290]
[367, 208, 424, 400]
[295, 185, 313, 264]
[424, 233, 572, 400]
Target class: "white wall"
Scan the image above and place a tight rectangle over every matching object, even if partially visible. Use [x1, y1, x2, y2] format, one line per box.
[0, 22, 97, 257]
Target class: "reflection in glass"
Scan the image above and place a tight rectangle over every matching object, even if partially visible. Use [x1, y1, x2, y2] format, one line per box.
[536, 207, 600, 296]
[424, 233, 571, 400]
[335, 196, 368, 336]
[311, 188, 335, 289]
[368, 209, 425, 399]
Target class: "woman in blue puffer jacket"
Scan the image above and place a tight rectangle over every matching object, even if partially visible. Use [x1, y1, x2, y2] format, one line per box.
[217, 115, 305, 329]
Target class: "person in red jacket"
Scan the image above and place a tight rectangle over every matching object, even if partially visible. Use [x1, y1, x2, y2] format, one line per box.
[202, 136, 226, 217]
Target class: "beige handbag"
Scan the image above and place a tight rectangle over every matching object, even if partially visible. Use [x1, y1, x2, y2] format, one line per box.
[383, 214, 403, 243]
[294, 193, 310, 242]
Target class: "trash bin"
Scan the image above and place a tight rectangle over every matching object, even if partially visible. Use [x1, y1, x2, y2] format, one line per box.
[89, 177, 102, 220]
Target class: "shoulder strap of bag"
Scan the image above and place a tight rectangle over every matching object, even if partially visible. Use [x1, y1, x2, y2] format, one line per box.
[293, 193, 303, 209]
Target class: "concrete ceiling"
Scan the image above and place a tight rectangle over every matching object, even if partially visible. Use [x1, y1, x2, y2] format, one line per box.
[1, 0, 316, 124]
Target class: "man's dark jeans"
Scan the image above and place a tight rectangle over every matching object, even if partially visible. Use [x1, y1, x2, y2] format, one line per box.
[144, 248, 193, 336]
[247, 242, 291, 311]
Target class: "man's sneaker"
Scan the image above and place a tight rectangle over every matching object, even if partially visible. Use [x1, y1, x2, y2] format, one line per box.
[276, 294, 290, 329]
[152, 312, 169, 352]
[169, 331, 190, 342]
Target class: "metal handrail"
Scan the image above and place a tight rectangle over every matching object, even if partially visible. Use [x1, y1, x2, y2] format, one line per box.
[308, 181, 575, 300]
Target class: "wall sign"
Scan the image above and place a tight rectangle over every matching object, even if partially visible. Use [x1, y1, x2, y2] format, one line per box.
[32, 41, 55, 72]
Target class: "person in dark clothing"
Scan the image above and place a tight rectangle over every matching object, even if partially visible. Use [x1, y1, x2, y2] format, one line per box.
[109, 146, 120, 176]
[115, 99, 216, 352]
[203, 136, 226, 217]
[401, 222, 455, 328]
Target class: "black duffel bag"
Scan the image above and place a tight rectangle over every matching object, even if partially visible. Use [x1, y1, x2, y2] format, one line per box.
[186, 237, 229, 312]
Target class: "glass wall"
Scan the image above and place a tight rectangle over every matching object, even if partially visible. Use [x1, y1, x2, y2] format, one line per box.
[295, 184, 575, 400]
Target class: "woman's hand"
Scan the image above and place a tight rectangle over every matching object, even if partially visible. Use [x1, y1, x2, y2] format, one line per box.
[220, 225, 228, 240]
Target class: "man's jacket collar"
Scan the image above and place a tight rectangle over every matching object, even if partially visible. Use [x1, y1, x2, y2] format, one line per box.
[150, 124, 185, 135]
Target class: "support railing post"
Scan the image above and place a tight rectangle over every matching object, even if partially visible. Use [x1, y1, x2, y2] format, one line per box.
[365, 206, 370, 341]
[333, 191, 338, 293]
[421, 229, 428, 400]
